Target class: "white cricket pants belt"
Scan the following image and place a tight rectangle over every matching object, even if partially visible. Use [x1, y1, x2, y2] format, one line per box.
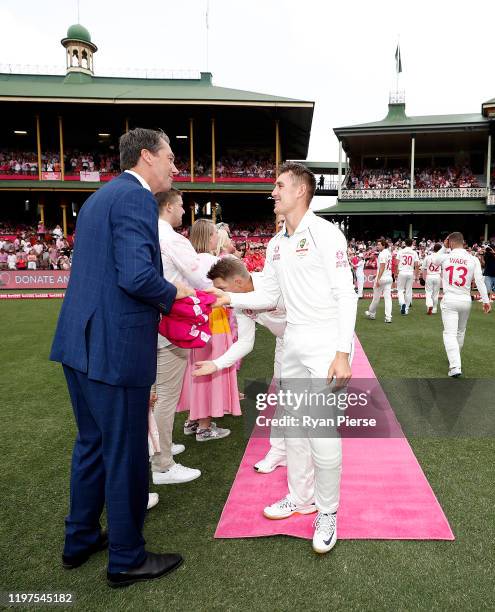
[356, 270, 365, 297]
[368, 277, 392, 319]
[397, 272, 414, 307]
[440, 298, 472, 370]
[425, 276, 441, 309]
[280, 322, 353, 514]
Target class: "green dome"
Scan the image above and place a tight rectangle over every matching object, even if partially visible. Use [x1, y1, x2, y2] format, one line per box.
[66, 24, 92, 43]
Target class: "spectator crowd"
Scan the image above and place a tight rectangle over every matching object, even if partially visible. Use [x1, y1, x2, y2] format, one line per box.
[0, 150, 274, 181]
[0, 150, 120, 176]
[173, 155, 275, 179]
[346, 165, 481, 190]
[0, 222, 72, 271]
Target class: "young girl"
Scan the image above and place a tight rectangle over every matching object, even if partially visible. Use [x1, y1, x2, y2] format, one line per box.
[177, 219, 241, 441]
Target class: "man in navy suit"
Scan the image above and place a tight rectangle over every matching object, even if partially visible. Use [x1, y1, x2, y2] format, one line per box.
[51, 127, 193, 587]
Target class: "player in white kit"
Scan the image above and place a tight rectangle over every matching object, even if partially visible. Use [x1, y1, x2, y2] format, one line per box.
[432, 232, 491, 377]
[422, 243, 442, 314]
[354, 252, 366, 298]
[208, 162, 357, 554]
[193, 256, 287, 474]
[365, 239, 393, 323]
[396, 238, 419, 315]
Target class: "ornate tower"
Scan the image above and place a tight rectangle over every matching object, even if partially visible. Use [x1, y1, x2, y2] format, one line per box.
[61, 24, 97, 76]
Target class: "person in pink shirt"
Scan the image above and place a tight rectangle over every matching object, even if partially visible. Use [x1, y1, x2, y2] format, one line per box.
[150, 189, 208, 486]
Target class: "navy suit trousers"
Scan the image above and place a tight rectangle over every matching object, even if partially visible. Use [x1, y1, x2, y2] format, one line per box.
[62, 366, 150, 573]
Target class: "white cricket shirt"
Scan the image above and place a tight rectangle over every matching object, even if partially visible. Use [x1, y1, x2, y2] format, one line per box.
[377, 248, 393, 280]
[397, 247, 419, 274]
[228, 210, 357, 354]
[422, 254, 441, 278]
[432, 247, 489, 303]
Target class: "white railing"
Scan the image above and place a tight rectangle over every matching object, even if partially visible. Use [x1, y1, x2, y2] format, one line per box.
[0, 63, 200, 80]
[316, 180, 339, 191]
[340, 188, 488, 200]
[389, 90, 405, 104]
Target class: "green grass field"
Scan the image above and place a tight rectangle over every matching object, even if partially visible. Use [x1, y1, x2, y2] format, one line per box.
[1, 298, 493, 611]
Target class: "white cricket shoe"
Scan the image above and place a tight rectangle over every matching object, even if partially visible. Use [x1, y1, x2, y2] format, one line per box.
[312, 511, 337, 554]
[152, 463, 201, 484]
[432, 309, 437, 314]
[448, 367, 462, 378]
[263, 496, 316, 520]
[254, 453, 287, 474]
[365, 310, 376, 320]
[147, 493, 159, 510]
[385, 317, 392, 324]
[171, 443, 185, 456]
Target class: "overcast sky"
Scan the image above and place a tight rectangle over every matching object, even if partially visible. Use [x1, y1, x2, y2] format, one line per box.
[1, 0, 494, 164]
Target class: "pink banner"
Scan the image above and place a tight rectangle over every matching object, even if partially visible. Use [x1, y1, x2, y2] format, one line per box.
[41, 172, 61, 181]
[0, 270, 70, 289]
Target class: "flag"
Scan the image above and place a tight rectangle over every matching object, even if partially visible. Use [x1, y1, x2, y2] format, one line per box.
[395, 44, 402, 74]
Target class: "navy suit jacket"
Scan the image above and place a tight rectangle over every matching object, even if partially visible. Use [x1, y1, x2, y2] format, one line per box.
[50, 172, 177, 387]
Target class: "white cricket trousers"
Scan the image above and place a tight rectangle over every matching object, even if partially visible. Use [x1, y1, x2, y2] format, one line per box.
[356, 270, 365, 298]
[368, 277, 392, 319]
[281, 323, 350, 514]
[397, 272, 414, 307]
[268, 336, 286, 457]
[425, 276, 441, 310]
[440, 298, 472, 370]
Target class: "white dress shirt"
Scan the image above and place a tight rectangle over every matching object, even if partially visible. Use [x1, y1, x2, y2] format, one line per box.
[124, 169, 151, 192]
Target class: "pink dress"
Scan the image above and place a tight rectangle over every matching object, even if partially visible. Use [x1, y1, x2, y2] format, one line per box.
[177, 306, 241, 420]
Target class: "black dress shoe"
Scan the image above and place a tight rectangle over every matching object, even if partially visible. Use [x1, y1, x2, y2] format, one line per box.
[62, 530, 109, 569]
[107, 552, 183, 588]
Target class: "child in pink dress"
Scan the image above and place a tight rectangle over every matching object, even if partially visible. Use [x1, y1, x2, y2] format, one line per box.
[177, 219, 241, 441]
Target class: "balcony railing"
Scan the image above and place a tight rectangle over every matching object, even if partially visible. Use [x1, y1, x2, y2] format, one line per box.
[316, 179, 339, 191]
[340, 187, 488, 200]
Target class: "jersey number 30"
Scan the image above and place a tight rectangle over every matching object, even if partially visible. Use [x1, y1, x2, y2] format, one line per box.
[445, 265, 468, 287]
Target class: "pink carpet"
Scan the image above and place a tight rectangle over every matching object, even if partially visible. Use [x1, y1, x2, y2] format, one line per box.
[214, 337, 454, 540]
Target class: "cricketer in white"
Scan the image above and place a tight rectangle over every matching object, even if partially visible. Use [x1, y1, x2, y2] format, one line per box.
[432, 232, 491, 377]
[207, 162, 358, 554]
[192, 258, 287, 473]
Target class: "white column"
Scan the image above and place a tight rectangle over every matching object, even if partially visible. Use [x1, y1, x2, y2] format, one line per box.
[410, 136, 415, 198]
[484, 223, 489, 242]
[408, 222, 413, 239]
[486, 134, 492, 189]
[338, 140, 342, 198]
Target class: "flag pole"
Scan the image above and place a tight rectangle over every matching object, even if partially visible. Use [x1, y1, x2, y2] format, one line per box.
[205, 0, 210, 72]
[395, 36, 400, 95]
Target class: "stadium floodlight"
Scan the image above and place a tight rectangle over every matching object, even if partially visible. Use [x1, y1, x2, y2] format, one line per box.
[14, 130, 28, 135]
[176, 135, 188, 139]
[98, 133, 111, 137]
